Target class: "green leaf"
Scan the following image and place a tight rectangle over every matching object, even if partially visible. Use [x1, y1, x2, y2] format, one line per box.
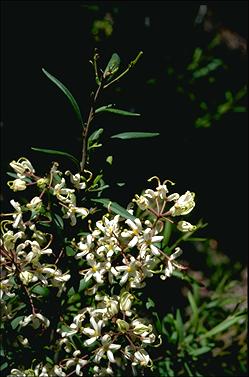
[104, 53, 121, 79]
[11, 315, 25, 330]
[53, 213, 64, 230]
[189, 346, 211, 356]
[162, 221, 172, 248]
[91, 198, 136, 220]
[175, 309, 184, 344]
[6, 172, 32, 183]
[95, 105, 140, 116]
[187, 290, 199, 328]
[42, 68, 83, 124]
[111, 132, 159, 140]
[31, 285, 50, 297]
[65, 246, 76, 256]
[199, 313, 246, 339]
[106, 155, 113, 165]
[88, 128, 104, 144]
[31, 147, 79, 168]
[146, 297, 155, 310]
[0, 362, 8, 372]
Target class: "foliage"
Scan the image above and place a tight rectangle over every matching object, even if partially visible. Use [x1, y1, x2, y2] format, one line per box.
[1, 48, 247, 377]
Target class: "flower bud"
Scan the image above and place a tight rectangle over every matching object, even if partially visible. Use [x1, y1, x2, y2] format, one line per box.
[116, 319, 130, 333]
[10, 157, 35, 177]
[8, 179, 27, 192]
[177, 221, 196, 232]
[120, 291, 134, 312]
[169, 191, 195, 216]
[19, 271, 33, 285]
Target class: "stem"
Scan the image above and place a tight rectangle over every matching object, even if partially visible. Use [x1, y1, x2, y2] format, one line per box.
[80, 81, 103, 173]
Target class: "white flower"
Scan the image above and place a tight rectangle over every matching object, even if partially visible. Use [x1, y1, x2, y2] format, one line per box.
[2, 230, 24, 251]
[54, 365, 66, 377]
[53, 178, 75, 203]
[161, 247, 184, 280]
[10, 199, 25, 229]
[119, 291, 134, 314]
[10, 157, 35, 178]
[83, 317, 104, 346]
[20, 313, 50, 329]
[76, 234, 94, 258]
[26, 196, 42, 211]
[139, 228, 163, 257]
[169, 191, 195, 216]
[96, 215, 120, 237]
[63, 204, 89, 226]
[121, 218, 142, 248]
[115, 256, 141, 286]
[65, 350, 88, 376]
[132, 349, 152, 367]
[7, 178, 27, 192]
[65, 171, 86, 190]
[80, 254, 106, 284]
[177, 220, 196, 232]
[94, 334, 121, 363]
[19, 270, 33, 285]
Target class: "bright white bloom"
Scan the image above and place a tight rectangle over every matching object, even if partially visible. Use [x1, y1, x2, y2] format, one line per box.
[76, 234, 94, 258]
[10, 199, 24, 229]
[83, 317, 104, 346]
[7, 178, 27, 192]
[121, 218, 142, 248]
[132, 349, 152, 367]
[96, 215, 120, 237]
[54, 365, 66, 377]
[65, 171, 86, 190]
[80, 253, 106, 284]
[63, 204, 89, 226]
[26, 196, 42, 211]
[169, 191, 195, 216]
[177, 220, 196, 232]
[115, 256, 141, 285]
[119, 291, 134, 315]
[20, 313, 50, 329]
[139, 228, 163, 257]
[93, 365, 114, 376]
[19, 270, 33, 285]
[65, 350, 88, 376]
[161, 247, 184, 280]
[0, 278, 15, 299]
[10, 157, 35, 178]
[53, 178, 75, 203]
[94, 334, 121, 363]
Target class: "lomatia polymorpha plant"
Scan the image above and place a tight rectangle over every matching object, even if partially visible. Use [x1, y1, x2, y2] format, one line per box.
[1, 50, 205, 377]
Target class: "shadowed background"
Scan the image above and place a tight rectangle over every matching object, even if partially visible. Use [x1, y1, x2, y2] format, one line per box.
[1, 1, 248, 263]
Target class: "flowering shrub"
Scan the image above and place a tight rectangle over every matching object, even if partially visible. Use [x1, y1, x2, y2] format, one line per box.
[1, 51, 202, 376]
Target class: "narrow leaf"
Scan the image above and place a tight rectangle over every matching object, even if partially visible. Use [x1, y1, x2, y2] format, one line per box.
[200, 313, 246, 339]
[162, 221, 172, 248]
[175, 309, 184, 344]
[96, 106, 140, 116]
[88, 128, 104, 144]
[111, 132, 159, 140]
[31, 147, 80, 168]
[187, 291, 199, 327]
[91, 198, 136, 220]
[42, 68, 83, 124]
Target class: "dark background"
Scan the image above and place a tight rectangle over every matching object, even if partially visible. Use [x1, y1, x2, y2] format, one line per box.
[1, 1, 248, 263]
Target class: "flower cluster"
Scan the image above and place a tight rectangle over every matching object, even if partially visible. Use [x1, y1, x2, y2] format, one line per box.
[1, 158, 199, 376]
